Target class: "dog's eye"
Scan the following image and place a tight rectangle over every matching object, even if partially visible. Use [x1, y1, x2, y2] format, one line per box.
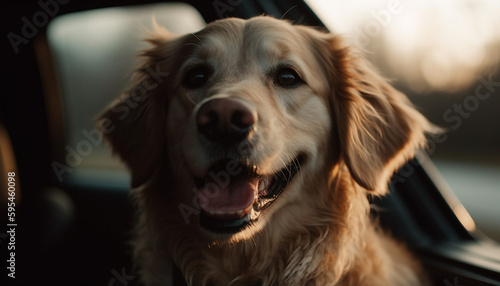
[275, 68, 302, 87]
[183, 66, 211, 88]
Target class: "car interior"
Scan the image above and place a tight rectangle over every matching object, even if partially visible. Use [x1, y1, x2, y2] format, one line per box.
[1, 0, 500, 285]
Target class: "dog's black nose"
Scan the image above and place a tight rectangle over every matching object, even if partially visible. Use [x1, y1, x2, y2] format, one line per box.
[197, 98, 256, 146]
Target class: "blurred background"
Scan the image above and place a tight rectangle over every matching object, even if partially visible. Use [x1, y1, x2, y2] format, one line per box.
[308, 0, 500, 241]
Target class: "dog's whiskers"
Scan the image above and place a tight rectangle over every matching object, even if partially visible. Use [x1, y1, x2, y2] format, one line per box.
[280, 5, 298, 20]
[183, 90, 197, 106]
[191, 33, 203, 45]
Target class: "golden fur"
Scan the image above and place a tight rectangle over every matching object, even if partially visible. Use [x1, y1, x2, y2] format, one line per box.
[99, 16, 435, 286]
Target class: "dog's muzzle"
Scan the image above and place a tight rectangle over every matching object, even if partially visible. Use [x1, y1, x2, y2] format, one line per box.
[194, 98, 303, 234]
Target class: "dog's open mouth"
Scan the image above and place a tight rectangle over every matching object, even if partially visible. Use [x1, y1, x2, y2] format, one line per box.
[195, 155, 304, 234]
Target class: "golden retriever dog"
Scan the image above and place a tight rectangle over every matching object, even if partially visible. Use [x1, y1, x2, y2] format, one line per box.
[99, 16, 435, 285]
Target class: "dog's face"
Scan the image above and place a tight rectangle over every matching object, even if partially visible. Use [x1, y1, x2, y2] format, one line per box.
[170, 18, 333, 238]
[100, 16, 432, 243]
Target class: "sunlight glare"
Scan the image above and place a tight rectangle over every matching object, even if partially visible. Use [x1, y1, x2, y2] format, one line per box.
[306, 0, 500, 94]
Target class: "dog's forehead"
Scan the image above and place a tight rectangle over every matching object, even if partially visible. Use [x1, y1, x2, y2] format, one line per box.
[193, 17, 307, 63]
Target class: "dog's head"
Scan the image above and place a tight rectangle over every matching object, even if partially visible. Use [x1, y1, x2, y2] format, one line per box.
[99, 16, 434, 242]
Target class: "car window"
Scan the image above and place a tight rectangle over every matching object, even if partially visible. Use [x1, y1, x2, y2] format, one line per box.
[46, 3, 206, 187]
[306, 0, 500, 242]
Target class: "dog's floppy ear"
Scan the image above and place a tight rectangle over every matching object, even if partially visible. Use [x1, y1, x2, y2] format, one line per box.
[97, 29, 178, 188]
[326, 36, 437, 194]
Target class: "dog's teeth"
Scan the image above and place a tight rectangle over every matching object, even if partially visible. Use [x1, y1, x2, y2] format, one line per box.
[259, 176, 270, 192]
[227, 210, 241, 216]
[206, 209, 244, 216]
[258, 180, 265, 192]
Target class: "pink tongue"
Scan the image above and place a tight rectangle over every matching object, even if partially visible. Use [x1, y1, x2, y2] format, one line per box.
[199, 174, 258, 212]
